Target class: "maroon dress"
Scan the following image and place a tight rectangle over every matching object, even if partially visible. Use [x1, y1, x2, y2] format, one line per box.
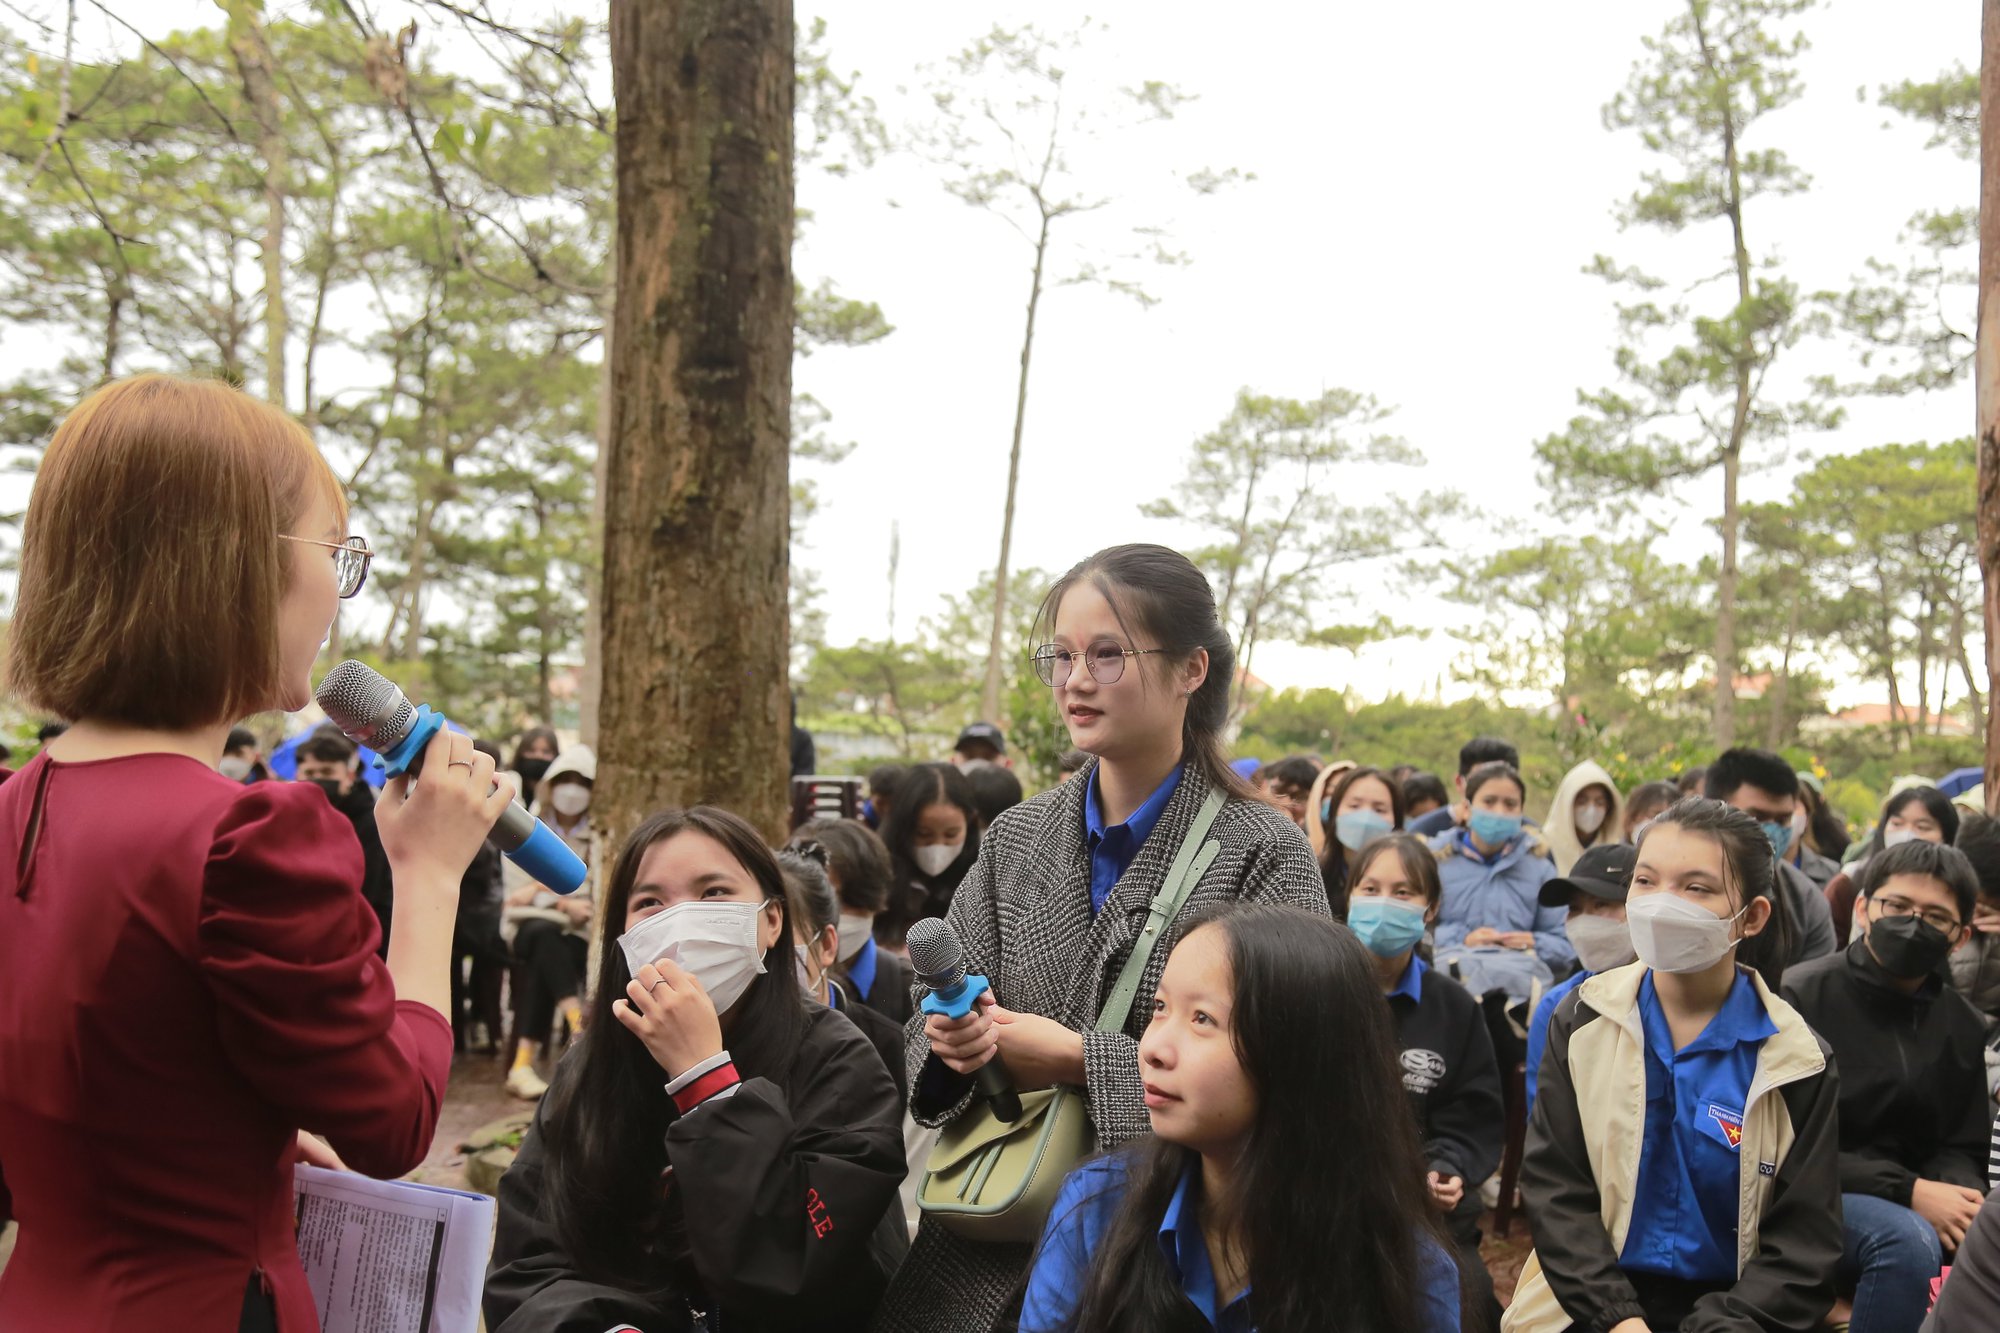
[0, 752, 452, 1331]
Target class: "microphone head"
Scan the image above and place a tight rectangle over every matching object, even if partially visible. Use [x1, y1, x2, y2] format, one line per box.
[315, 660, 416, 751]
[905, 917, 968, 991]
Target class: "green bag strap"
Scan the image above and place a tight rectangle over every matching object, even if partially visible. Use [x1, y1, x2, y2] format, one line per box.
[1094, 787, 1228, 1032]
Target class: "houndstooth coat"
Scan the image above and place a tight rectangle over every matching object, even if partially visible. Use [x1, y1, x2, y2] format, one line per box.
[869, 759, 1328, 1333]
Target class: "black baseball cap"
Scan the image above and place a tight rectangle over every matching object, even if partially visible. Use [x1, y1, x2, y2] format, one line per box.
[1539, 843, 1636, 908]
[955, 722, 1006, 755]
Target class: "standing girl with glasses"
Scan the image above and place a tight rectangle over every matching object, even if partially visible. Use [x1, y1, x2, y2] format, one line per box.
[1504, 798, 1843, 1333]
[0, 375, 502, 1331]
[871, 543, 1329, 1333]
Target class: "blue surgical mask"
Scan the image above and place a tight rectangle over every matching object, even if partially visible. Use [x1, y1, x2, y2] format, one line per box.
[1335, 809, 1394, 853]
[1761, 821, 1792, 861]
[1347, 897, 1429, 958]
[1469, 810, 1523, 847]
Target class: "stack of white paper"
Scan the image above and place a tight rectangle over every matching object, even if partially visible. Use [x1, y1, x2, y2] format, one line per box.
[293, 1164, 495, 1333]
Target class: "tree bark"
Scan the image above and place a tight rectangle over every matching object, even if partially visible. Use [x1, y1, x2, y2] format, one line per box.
[1692, 0, 1748, 750]
[226, 0, 287, 407]
[1981, 0, 2000, 810]
[1766, 578, 1801, 749]
[980, 208, 1051, 723]
[601, 0, 794, 846]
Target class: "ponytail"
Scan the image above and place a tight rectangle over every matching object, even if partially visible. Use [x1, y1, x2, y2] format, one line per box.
[1037, 544, 1258, 802]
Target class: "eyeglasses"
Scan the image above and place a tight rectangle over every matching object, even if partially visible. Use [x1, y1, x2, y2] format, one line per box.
[1870, 894, 1962, 935]
[1029, 640, 1166, 688]
[281, 534, 373, 599]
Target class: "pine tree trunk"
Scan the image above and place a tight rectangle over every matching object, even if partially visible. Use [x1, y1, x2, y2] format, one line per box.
[578, 289, 613, 750]
[1980, 0, 2000, 811]
[600, 0, 794, 847]
[980, 209, 1051, 724]
[1715, 443, 1741, 747]
[226, 0, 287, 406]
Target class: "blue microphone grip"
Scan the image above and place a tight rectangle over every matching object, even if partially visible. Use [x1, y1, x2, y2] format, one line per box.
[372, 704, 588, 896]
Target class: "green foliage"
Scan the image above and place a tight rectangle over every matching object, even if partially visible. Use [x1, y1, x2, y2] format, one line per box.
[1821, 66, 1977, 395]
[1144, 387, 1447, 712]
[0, 8, 889, 736]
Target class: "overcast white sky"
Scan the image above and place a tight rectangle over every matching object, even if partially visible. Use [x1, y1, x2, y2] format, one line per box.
[787, 0, 1975, 708]
[17, 0, 1982, 712]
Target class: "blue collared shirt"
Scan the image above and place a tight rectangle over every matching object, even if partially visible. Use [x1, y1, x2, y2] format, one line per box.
[1021, 1155, 1460, 1332]
[1390, 951, 1429, 1005]
[1621, 968, 1777, 1284]
[1524, 969, 1591, 1111]
[847, 936, 879, 1004]
[1084, 765, 1184, 914]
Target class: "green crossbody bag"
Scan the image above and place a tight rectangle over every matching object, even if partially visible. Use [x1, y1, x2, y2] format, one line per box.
[916, 788, 1227, 1244]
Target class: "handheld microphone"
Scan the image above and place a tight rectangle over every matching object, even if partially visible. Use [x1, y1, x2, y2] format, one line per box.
[315, 660, 589, 896]
[906, 917, 1022, 1123]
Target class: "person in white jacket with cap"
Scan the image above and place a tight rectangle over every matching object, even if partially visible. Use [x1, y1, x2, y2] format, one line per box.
[503, 744, 596, 1098]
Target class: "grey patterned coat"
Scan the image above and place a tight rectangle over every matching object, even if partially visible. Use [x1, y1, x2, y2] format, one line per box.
[869, 760, 1328, 1333]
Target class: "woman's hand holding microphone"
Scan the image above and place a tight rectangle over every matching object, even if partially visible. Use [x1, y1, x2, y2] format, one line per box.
[375, 727, 518, 1019]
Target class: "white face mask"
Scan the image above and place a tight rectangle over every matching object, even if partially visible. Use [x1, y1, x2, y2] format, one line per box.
[1626, 892, 1748, 974]
[550, 784, 592, 818]
[617, 900, 769, 1014]
[794, 943, 822, 997]
[913, 841, 964, 878]
[1565, 913, 1637, 973]
[1883, 828, 1919, 849]
[836, 910, 874, 962]
[1575, 804, 1608, 836]
[218, 756, 253, 782]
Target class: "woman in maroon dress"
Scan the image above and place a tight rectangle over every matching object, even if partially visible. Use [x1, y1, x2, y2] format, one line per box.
[0, 374, 513, 1332]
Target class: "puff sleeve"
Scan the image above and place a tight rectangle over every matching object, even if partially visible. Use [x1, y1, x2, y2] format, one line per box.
[197, 783, 451, 1178]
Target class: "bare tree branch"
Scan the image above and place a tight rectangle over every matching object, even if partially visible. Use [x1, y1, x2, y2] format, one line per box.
[24, 0, 76, 182]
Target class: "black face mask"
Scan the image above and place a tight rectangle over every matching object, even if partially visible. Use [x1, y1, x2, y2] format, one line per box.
[516, 757, 553, 788]
[1867, 914, 1956, 980]
[308, 778, 348, 808]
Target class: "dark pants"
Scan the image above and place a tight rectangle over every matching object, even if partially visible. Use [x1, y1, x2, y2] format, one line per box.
[451, 910, 506, 1051]
[513, 920, 587, 1047]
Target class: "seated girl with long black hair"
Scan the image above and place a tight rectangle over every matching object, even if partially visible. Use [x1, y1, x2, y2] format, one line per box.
[483, 808, 909, 1333]
[1019, 902, 1461, 1332]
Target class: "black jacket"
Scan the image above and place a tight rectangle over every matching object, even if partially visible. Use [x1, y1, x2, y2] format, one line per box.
[484, 1006, 910, 1333]
[1388, 961, 1504, 1187]
[828, 981, 908, 1106]
[1781, 939, 1991, 1202]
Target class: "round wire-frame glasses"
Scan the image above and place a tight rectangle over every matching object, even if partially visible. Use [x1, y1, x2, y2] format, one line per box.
[1029, 640, 1166, 688]
[281, 534, 373, 599]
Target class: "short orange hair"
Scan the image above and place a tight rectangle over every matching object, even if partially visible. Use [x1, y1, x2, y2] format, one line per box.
[7, 374, 347, 730]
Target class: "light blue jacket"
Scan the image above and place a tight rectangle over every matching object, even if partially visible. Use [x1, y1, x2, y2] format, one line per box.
[1430, 829, 1573, 973]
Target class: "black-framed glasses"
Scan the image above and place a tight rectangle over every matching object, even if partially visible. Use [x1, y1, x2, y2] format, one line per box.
[281, 534, 373, 599]
[1871, 893, 1963, 935]
[1030, 640, 1166, 688]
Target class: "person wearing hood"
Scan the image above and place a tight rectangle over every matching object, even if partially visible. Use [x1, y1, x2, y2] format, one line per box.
[504, 744, 597, 1099]
[1524, 843, 1638, 1111]
[1430, 761, 1572, 976]
[1543, 761, 1625, 876]
[1784, 840, 1988, 1333]
[295, 729, 394, 956]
